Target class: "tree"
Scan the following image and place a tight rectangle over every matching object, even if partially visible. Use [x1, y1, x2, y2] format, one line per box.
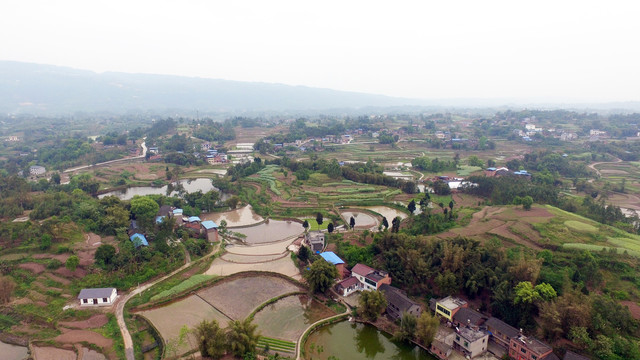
[382, 217, 389, 230]
[226, 196, 240, 209]
[391, 216, 401, 233]
[522, 195, 533, 210]
[487, 159, 496, 168]
[306, 258, 338, 293]
[394, 312, 418, 342]
[194, 319, 226, 359]
[416, 311, 439, 346]
[467, 155, 484, 167]
[95, 244, 116, 268]
[350, 216, 356, 229]
[0, 276, 15, 304]
[39, 234, 52, 250]
[327, 223, 334, 233]
[449, 201, 454, 211]
[408, 200, 416, 214]
[316, 212, 324, 225]
[326, 159, 342, 179]
[302, 220, 309, 232]
[50, 172, 61, 185]
[358, 290, 387, 321]
[130, 196, 159, 227]
[65, 255, 79, 271]
[298, 245, 310, 263]
[227, 318, 260, 358]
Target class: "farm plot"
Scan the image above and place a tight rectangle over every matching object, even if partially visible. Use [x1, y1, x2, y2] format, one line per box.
[221, 252, 288, 263]
[253, 295, 335, 342]
[139, 295, 230, 349]
[196, 275, 303, 320]
[357, 206, 408, 221]
[234, 221, 303, 244]
[205, 254, 301, 279]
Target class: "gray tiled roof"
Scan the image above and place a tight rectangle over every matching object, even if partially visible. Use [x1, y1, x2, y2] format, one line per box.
[379, 284, 419, 313]
[563, 351, 590, 360]
[78, 288, 115, 299]
[485, 317, 519, 338]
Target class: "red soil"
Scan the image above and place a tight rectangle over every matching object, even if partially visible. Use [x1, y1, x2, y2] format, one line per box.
[55, 329, 113, 349]
[620, 301, 640, 320]
[59, 314, 109, 329]
[18, 262, 46, 274]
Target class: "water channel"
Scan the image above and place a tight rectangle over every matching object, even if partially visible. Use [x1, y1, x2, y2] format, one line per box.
[304, 321, 435, 360]
[98, 178, 228, 200]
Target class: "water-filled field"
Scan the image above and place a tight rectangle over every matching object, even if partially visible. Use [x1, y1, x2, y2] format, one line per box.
[234, 220, 303, 244]
[304, 321, 435, 360]
[253, 295, 335, 342]
[358, 206, 407, 221]
[340, 210, 378, 228]
[196, 275, 302, 320]
[203, 205, 264, 227]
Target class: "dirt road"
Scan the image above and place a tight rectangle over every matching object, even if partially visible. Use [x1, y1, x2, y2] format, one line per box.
[115, 242, 219, 360]
[64, 139, 147, 173]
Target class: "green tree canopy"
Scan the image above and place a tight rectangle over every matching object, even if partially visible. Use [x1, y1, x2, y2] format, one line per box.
[358, 290, 387, 321]
[130, 196, 159, 226]
[226, 318, 260, 358]
[194, 319, 226, 359]
[306, 258, 338, 293]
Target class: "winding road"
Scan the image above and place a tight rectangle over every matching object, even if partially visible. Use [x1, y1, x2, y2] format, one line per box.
[115, 242, 219, 360]
[64, 138, 147, 173]
[588, 156, 622, 178]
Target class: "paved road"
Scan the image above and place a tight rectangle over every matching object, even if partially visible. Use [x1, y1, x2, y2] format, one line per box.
[588, 156, 621, 177]
[115, 242, 219, 360]
[63, 139, 147, 173]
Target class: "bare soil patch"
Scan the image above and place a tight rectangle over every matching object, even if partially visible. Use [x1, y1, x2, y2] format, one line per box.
[55, 329, 113, 349]
[197, 275, 303, 320]
[32, 346, 76, 360]
[620, 301, 640, 320]
[59, 314, 108, 329]
[55, 267, 88, 278]
[488, 222, 543, 250]
[18, 262, 45, 274]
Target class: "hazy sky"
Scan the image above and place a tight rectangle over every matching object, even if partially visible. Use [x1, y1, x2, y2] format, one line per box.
[2, 0, 639, 102]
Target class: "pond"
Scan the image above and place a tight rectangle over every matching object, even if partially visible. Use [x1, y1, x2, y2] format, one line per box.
[201, 205, 264, 228]
[98, 178, 229, 200]
[340, 211, 378, 228]
[234, 220, 304, 244]
[304, 321, 434, 360]
[254, 295, 335, 342]
[0, 341, 28, 360]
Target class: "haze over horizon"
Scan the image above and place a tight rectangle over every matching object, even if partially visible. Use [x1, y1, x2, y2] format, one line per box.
[2, 0, 640, 103]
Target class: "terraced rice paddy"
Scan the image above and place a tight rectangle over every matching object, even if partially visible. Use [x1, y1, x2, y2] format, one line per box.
[196, 275, 303, 320]
[340, 210, 378, 228]
[234, 221, 303, 244]
[357, 206, 407, 221]
[202, 205, 263, 227]
[564, 220, 598, 232]
[253, 295, 335, 342]
[139, 295, 230, 352]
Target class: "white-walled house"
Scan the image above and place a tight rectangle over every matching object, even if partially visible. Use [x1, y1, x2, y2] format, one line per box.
[78, 288, 117, 306]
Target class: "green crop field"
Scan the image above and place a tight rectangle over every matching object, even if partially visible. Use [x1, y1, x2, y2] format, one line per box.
[564, 220, 598, 233]
[257, 336, 296, 353]
[150, 274, 215, 301]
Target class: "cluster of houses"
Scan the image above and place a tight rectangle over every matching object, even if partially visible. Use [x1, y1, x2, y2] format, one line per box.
[308, 236, 589, 360]
[428, 296, 589, 360]
[127, 205, 219, 249]
[484, 167, 532, 178]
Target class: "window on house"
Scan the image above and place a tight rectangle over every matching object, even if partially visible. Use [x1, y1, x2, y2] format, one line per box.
[464, 341, 469, 348]
[532, 355, 538, 360]
[483, 339, 485, 343]
[456, 336, 460, 341]
[83, 299, 88, 303]
[103, 298, 108, 302]
[521, 348, 527, 354]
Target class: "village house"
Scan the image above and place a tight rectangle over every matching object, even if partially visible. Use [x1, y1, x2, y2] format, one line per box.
[78, 288, 117, 307]
[130, 233, 148, 247]
[29, 165, 46, 176]
[335, 263, 391, 296]
[378, 284, 422, 320]
[509, 334, 554, 360]
[452, 307, 486, 328]
[185, 216, 202, 231]
[453, 326, 489, 358]
[431, 339, 453, 360]
[485, 316, 520, 350]
[200, 220, 219, 242]
[305, 231, 325, 253]
[319, 252, 346, 279]
[434, 296, 468, 322]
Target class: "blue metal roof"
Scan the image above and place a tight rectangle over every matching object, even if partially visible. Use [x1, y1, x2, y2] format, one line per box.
[130, 233, 148, 247]
[173, 208, 183, 215]
[320, 251, 345, 265]
[155, 216, 164, 224]
[201, 220, 218, 230]
[188, 216, 201, 223]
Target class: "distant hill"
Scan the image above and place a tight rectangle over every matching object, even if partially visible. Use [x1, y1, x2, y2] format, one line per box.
[0, 61, 429, 115]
